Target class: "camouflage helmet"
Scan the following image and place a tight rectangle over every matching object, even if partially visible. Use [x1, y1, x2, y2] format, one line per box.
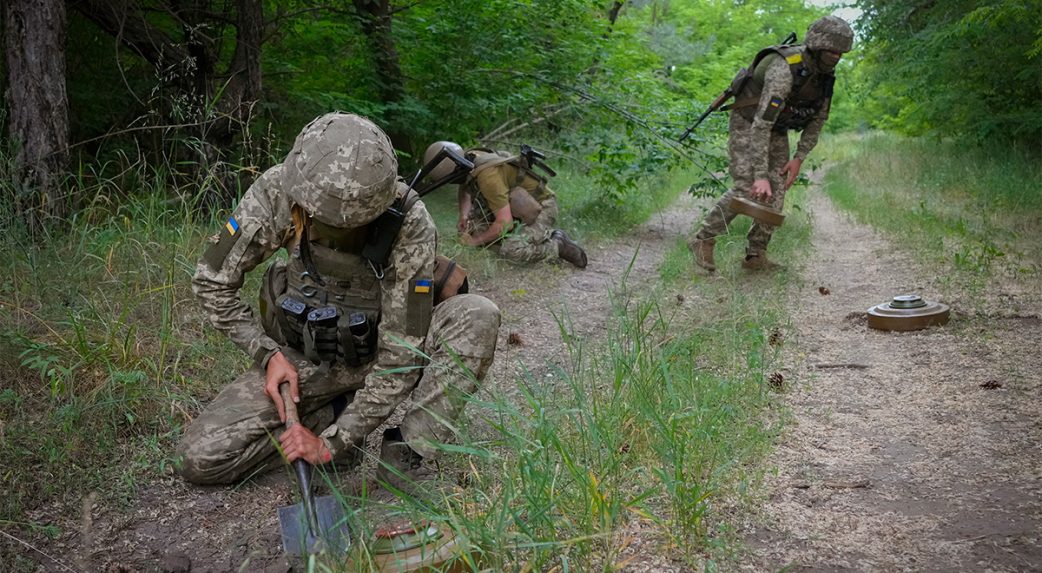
[423, 141, 464, 181]
[282, 112, 398, 228]
[805, 15, 854, 53]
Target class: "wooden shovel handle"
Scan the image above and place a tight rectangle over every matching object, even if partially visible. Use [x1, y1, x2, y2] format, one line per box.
[278, 383, 301, 428]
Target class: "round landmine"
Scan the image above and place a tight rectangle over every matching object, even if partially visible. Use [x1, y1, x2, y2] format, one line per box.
[730, 196, 785, 227]
[354, 522, 465, 572]
[867, 294, 950, 331]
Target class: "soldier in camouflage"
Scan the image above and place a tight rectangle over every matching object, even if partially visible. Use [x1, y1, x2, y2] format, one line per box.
[689, 16, 854, 271]
[424, 142, 588, 268]
[178, 113, 501, 491]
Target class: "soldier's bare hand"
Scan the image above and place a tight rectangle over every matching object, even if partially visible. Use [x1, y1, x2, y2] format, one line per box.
[264, 351, 299, 423]
[279, 424, 331, 465]
[780, 158, 803, 190]
[750, 179, 773, 201]
[457, 218, 468, 234]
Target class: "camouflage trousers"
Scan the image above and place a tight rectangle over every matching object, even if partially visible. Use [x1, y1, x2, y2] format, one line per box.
[691, 113, 791, 256]
[472, 196, 560, 264]
[176, 294, 501, 485]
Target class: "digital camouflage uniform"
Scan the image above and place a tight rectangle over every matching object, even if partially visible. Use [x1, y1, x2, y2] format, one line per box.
[464, 154, 562, 264]
[690, 50, 829, 257]
[690, 16, 852, 260]
[178, 115, 501, 485]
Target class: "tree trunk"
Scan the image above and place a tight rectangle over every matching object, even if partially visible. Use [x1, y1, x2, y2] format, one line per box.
[607, 1, 626, 33]
[3, 0, 70, 227]
[352, 0, 411, 154]
[224, 0, 263, 123]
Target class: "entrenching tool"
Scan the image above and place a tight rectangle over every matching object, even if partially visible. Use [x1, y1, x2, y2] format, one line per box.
[276, 384, 351, 556]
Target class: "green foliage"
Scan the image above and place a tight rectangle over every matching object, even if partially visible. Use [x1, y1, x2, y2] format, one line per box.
[821, 132, 1042, 283]
[853, 0, 1042, 145]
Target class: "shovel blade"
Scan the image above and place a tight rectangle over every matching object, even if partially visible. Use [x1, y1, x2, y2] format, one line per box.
[278, 494, 351, 556]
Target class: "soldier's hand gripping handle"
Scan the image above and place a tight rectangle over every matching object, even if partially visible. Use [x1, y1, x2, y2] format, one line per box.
[265, 351, 300, 423]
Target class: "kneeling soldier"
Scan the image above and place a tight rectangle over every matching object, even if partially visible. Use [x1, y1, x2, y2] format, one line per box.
[426, 141, 588, 268]
[178, 113, 501, 492]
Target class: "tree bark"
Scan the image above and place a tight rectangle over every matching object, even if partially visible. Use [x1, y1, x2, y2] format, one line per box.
[3, 0, 70, 226]
[352, 0, 411, 154]
[223, 0, 263, 123]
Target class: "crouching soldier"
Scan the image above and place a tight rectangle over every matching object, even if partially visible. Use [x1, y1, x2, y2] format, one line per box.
[425, 141, 588, 268]
[177, 113, 501, 492]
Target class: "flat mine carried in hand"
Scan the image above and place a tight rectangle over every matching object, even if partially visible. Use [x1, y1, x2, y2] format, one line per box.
[730, 196, 785, 227]
[867, 294, 950, 331]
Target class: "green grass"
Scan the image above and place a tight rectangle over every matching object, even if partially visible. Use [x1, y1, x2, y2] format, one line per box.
[817, 132, 1042, 285]
[314, 272, 789, 572]
[314, 183, 814, 572]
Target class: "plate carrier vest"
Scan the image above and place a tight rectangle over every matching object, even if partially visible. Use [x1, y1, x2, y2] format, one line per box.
[727, 44, 835, 132]
[260, 189, 424, 367]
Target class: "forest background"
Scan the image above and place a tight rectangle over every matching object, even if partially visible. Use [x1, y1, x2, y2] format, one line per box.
[1, 0, 1040, 570]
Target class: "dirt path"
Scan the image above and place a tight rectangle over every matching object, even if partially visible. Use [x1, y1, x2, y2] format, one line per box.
[26, 195, 697, 573]
[739, 191, 1042, 572]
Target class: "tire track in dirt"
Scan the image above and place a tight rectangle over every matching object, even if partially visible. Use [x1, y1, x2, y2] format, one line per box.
[739, 191, 1042, 572]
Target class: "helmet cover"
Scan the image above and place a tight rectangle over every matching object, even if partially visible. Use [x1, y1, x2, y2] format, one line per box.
[805, 15, 854, 53]
[282, 112, 398, 228]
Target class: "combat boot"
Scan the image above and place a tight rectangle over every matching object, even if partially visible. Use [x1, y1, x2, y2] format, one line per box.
[551, 230, 588, 268]
[690, 238, 716, 272]
[741, 253, 782, 271]
[376, 428, 438, 495]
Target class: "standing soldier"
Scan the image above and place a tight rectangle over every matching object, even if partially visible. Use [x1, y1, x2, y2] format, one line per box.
[178, 113, 501, 493]
[424, 142, 588, 269]
[689, 16, 854, 271]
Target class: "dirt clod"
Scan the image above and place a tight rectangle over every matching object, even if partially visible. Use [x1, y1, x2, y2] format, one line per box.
[507, 332, 524, 346]
[818, 286, 831, 295]
[980, 380, 1003, 390]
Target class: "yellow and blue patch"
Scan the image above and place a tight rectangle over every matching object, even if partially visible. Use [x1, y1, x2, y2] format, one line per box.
[785, 53, 803, 65]
[225, 216, 240, 236]
[762, 96, 785, 122]
[414, 279, 432, 294]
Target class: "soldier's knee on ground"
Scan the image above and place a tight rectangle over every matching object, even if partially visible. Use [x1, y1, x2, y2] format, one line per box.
[176, 440, 240, 485]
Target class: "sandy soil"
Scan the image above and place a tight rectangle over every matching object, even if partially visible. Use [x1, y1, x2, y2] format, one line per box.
[15, 180, 1041, 572]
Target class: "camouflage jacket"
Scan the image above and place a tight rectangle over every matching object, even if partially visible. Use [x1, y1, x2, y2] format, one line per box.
[192, 164, 436, 456]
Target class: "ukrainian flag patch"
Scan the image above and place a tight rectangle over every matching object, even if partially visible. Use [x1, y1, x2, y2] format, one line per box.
[414, 279, 433, 294]
[225, 217, 240, 236]
[769, 97, 783, 108]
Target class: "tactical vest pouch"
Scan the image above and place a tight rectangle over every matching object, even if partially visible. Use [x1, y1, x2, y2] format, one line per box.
[276, 295, 307, 351]
[303, 306, 340, 364]
[299, 305, 378, 367]
[509, 186, 542, 225]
